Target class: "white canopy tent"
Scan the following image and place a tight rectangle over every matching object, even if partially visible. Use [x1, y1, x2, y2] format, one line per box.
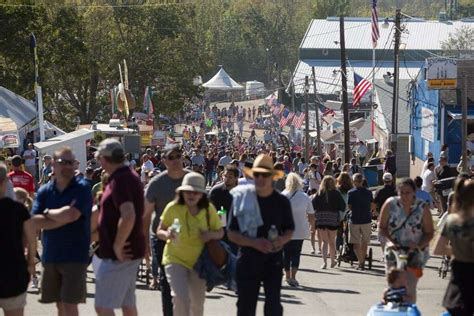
[202, 67, 244, 91]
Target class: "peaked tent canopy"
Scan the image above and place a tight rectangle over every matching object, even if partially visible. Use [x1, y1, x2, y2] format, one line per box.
[202, 67, 244, 91]
[0, 86, 36, 128]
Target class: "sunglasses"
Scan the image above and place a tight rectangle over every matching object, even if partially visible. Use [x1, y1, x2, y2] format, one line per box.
[253, 172, 272, 178]
[166, 154, 182, 161]
[56, 158, 75, 166]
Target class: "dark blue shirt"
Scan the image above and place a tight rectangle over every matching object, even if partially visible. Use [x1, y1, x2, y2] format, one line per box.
[348, 187, 373, 224]
[32, 177, 92, 263]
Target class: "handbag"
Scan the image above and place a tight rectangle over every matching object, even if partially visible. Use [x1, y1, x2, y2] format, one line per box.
[205, 208, 228, 268]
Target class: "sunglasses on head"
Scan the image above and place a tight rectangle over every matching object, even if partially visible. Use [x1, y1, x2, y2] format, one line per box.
[253, 172, 272, 178]
[167, 154, 182, 161]
[56, 158, 75, 166]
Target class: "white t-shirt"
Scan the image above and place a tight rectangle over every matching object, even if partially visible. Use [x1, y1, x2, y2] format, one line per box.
[282, 190, 314, 240]
[23, 149, 36, 166]
[421, 169, 437, 192]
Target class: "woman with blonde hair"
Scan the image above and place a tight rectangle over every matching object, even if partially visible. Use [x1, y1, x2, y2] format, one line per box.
[13, 187, 33, 211]
[312, 176, 346, 269]
[282, 173, 315, 286]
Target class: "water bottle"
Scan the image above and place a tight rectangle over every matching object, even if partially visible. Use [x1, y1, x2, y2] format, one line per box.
[217, 206, 227, 227]
[268, 225, 279, 241]
[170, 218, 181, 243]
[268, 225, 279, 253]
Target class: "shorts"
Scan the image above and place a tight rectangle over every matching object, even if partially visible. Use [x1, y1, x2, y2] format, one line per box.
[40, 263, 87, 304]
[349, 223, 371, 244]
[93, 256, 141, 309]
[0, 292, 27, 311]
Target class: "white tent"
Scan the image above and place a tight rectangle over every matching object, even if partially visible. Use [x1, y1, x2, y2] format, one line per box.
[34, 129, 94, 172]
[202, 67, 244, 91]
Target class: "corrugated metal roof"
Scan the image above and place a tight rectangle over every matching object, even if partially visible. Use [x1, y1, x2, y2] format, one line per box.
[292, 59, 423, 94]
[301, 18, 473, 51]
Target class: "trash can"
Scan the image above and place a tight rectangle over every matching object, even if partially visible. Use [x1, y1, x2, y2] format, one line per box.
[367, 157, 385, 185]
[363, 166, 379, 188]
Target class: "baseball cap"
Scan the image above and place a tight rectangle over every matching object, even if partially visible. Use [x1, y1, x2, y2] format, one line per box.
[95, 139, 124, 158]
[383, 172, 393, 181]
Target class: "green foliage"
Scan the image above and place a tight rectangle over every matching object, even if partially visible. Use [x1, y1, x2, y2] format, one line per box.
[441, 25, 474, 57]
[0, 0, 471, 132]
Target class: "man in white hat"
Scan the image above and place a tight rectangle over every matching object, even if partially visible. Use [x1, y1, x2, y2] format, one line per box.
[228, 154, 294, 316]
[372, 172, 397, 254]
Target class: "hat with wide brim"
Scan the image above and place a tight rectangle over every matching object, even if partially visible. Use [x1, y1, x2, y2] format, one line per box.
[176, 172, 207, 194]
[243, 154, 285, 180]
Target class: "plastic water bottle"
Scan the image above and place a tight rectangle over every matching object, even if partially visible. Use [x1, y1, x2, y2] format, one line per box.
[170, 218, 181, 243]
[268, 225, 278, 241]
[217, 206, 227, 227]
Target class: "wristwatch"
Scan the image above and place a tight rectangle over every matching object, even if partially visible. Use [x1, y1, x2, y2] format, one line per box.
[43, 208, 50, 217]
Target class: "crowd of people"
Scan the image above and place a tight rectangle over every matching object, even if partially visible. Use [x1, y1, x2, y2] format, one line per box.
[0, 113, 473, 316]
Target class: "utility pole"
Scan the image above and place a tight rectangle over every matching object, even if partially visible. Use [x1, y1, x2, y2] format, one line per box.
[311, 66, 322, 156]
[391, 9, 401, 154]
[340, 16, 350, 164]
[291, 79, 295, 113]
[461, 74, 468, 172]
[304, 75, 310, 162]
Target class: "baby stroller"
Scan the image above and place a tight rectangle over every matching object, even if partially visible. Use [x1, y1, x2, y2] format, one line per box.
[337, 214, 373, 270]
[438, 255, 450, 279]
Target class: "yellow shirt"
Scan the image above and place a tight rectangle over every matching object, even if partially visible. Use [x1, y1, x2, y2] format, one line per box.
[161, 201, 222, 269]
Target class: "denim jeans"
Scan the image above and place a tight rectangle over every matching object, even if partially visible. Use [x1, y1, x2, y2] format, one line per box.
[152, 238, 173, 316]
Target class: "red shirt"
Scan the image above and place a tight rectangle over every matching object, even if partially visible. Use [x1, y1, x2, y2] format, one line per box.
[98, 166, 145, 260]
[8, 170, 35, 193]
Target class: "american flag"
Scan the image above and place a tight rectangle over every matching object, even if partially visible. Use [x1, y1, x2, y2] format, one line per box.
[280, 110, 294, 128]
[292, 112, 306, 129]
[371, 0, 380, 48]
[353, 73, 372, 107]
[273, 104, 284, 116]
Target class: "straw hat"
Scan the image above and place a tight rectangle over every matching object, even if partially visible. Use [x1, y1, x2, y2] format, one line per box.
[176, 172, 207, 194]
[243, 154, 285, 180]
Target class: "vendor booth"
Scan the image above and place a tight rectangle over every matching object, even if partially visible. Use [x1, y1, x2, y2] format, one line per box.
[34, 129, 95, 173]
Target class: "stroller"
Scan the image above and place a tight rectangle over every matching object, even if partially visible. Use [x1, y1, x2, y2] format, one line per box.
[337, 213, 373, 270]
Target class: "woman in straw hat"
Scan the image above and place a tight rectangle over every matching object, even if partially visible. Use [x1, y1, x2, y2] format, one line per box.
[157, 172, 223, 316]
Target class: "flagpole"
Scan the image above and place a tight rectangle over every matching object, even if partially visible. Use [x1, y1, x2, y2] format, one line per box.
[31, 32, 45, 142]
[371, 47, 375, 137]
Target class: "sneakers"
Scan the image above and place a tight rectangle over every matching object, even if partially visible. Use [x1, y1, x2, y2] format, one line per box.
[310, 248, 315, 255]
[330, 261, 337, 268]
[30, 277, 39, 289]
[320, 263, 327, 269]
[285, 278, 300, 287]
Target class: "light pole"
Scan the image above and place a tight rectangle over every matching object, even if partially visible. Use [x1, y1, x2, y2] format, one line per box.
[304, 76, 310, 162]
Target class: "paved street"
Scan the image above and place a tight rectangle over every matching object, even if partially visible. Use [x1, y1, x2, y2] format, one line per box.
[26, 237, 448, 316]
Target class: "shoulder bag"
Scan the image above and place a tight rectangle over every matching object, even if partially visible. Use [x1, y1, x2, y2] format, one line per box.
[205, 208, 228, 268]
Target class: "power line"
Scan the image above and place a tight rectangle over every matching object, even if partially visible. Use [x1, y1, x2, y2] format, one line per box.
[0, 2, 190, 8]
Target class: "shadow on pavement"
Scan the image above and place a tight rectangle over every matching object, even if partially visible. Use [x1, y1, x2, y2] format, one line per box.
[298, 268, 341, 276]
[282, 285, 359, 294]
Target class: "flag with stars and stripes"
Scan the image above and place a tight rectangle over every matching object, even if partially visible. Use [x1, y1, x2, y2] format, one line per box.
[279, 110, 295, 128]
[371, 0, 380, 48]
[353, 73, 372, 107]
[273, 103, 284, 117]
[292, 112, 306, 129]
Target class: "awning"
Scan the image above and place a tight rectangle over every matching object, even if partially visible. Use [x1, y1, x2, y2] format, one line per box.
[0, 117, 20, 148]
[447, 110, 474, 120]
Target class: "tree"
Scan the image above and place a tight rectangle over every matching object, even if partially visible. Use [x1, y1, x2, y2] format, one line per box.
[441, 25, 474, 57]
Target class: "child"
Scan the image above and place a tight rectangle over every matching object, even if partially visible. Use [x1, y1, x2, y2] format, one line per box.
[383, 268, 409, 304]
